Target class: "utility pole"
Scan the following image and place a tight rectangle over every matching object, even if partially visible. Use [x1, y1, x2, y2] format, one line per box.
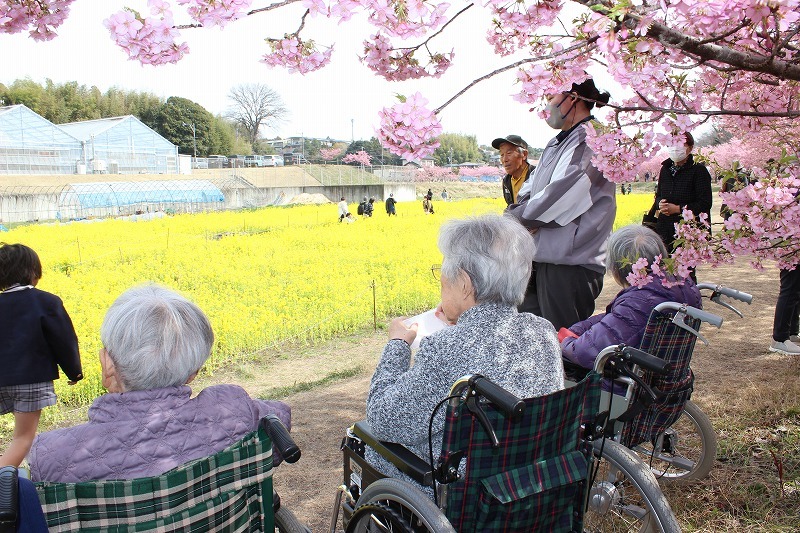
[351, 119, 354, 143]
[183, 122, 196, 158]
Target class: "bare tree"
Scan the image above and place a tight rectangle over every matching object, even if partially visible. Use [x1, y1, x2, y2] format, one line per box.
[226, 84, 288, 147]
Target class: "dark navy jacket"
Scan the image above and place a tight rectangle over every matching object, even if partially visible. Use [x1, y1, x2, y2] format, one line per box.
[0, 287, 82, 386]
[561, 277, 701, 369]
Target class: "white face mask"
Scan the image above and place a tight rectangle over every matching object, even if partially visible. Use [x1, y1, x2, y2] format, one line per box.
[667, 145, 688, 162]
[545, 95, 573, 130]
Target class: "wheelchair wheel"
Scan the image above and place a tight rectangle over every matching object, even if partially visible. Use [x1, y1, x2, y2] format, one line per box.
[632, 400, 717, 482]
[585, 440, 681, 533]
[274, 505, 311, 533]
[347, 502, 412, 532]
[350, 478, 456, 533]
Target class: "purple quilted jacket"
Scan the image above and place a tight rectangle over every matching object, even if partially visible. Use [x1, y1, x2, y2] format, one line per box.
[28, 384, 290, 483]
[561, 277, 702, 369]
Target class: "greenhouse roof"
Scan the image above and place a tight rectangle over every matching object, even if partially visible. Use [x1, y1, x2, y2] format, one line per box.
[60, 180, 224, 209]
[58, 116, 127, 141]
[0, 105, 79, 148]
[59, 115, 175, 150]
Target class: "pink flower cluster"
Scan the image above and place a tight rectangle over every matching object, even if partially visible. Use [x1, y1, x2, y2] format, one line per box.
[342, 150, 372, 166]
[362, 32, 453, 81]
[0, 0, 75, 41]
[364, 0, 449, 39]
[485, 0, 562, 56]
[104, 5, 189, 65]
[414, 166, 456, 182]
[175, 0, 252, 28]
[458, 166, 503, 178]
[377, 92, 442, 161]
[319, 147, 343, 160]
[584, 123, 655, 184]
[261, 36, 333, 74]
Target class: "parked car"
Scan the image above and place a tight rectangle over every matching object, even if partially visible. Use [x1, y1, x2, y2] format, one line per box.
[207, 155, 228, 168]
[228, 155, 248, 168]
[263, 155, 284, 167]
[245, 155, 265, 167]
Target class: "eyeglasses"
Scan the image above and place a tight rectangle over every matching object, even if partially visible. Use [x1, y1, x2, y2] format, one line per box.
[431, 264, 441, 281]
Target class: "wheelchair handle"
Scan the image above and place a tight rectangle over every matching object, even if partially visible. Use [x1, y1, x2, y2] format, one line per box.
[697, 283, 754, 304]
[654, 302, 724, 329]
[468, 375, 525, 420]
[594, 345, 669, 375]
[619, 346, 670, 374]
[261, 415, 301, 464]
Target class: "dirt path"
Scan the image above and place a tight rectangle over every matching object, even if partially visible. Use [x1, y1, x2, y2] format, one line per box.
[263, 259, 799, 532]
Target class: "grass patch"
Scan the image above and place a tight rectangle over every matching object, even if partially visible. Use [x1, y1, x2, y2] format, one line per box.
[259, 366, 365, 399]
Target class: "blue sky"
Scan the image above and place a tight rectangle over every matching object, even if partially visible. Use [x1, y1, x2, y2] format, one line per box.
[1, 1, 612, 148]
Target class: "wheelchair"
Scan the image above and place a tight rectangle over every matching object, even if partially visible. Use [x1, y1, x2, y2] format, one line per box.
[586, 283, 752, 486]
[1, 416, 309, 532]
[330, 345, 684, 533]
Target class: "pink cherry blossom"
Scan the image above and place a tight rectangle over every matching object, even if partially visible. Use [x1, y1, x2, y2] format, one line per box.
[377, 92, 442, 161]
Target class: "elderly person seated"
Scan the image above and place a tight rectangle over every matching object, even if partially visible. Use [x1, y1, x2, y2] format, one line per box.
[560, 225, 702, 370]
[366, 214, 565, 483]
[27, 285, 290, 483]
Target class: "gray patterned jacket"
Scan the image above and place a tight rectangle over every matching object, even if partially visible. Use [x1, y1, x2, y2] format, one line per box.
[366, 302, 564, 482]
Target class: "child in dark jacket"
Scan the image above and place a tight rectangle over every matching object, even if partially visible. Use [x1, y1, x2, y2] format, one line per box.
[0, 243, 83, 467]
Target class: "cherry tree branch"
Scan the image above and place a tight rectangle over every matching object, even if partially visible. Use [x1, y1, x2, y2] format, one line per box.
[394, 3, 474, 53]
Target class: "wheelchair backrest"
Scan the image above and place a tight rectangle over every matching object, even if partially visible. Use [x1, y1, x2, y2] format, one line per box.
[34, 428, 275, 532]
[621, 308, 701, 447]
[440, 372, 601, 533]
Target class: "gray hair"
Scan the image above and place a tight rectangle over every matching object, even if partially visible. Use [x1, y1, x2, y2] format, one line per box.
[100, 285, 214, 391]
[607, 225, 668, 287]
[438, 215, 534, 306]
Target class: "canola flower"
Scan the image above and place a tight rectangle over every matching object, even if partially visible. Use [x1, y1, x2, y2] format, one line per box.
[3, 194, 652, 407]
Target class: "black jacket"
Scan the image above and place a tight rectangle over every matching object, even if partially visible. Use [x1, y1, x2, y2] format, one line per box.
[502, 164, 535, 205]
[654, 154, 713, 251]
[0, 287, 82, 386]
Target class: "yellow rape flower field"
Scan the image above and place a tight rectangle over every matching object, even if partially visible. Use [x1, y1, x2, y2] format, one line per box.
[1, 193, 652, 414]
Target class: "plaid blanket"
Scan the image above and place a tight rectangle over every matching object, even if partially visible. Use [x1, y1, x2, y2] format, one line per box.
[34, 430, 274, 532]
[441, 372, 601, 532]
[621, 309, 698, 448]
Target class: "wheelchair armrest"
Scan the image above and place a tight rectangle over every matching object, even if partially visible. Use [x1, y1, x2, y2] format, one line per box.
[352, 421, 435, 487]
[0, 466, 18, 532]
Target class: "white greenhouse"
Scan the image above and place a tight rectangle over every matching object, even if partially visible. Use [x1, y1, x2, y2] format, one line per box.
[0, 105, 178, 175]
[0, 105, 81, 174]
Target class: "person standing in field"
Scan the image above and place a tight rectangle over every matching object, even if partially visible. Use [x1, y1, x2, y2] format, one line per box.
[338, 197, 349, 222]
[385, 193, 397, 216]
[0, 243, 83, 468]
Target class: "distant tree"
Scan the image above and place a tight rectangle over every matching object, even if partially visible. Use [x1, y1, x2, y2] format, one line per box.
[226, 83, 288, 146]
[347, 137, 401, 165]
[432, 133, 482, 166]
[1, 78, 51, 117]
[155, 96, 215, 156]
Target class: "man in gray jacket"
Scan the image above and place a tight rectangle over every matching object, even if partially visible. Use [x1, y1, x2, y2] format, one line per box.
[507, 78, 616, 330]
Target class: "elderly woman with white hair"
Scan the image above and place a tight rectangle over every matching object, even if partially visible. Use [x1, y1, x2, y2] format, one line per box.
[28, 285, 291, 483]
[560, 225, 702, 369]
[366, 214, 564, 482]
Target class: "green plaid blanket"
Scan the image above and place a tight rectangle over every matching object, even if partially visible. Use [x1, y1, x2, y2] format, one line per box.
[442, 372, 601, 532]
[34, 430, 274, 532]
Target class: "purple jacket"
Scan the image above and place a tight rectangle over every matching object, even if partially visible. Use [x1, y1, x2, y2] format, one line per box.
[28, 384, 290, 483]
[561, 277, 702, 369]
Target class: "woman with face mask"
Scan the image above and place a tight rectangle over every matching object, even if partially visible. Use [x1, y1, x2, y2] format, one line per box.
[505, 77, 617, 330]
[653, 132, 713, 261]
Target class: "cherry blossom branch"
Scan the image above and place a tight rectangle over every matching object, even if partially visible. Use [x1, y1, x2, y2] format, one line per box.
[434, 36, 599, 114]
[392, 2, 473, 53]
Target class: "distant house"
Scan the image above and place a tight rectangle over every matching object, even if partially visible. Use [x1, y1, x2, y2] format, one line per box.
[401, 156, 435, 168]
